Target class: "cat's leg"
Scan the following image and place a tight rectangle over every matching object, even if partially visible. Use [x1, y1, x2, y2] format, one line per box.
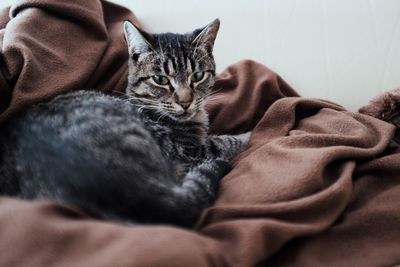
[167, 158, 231, 226]
[164, 133, 252, 226]
[206, 132, 251, 160]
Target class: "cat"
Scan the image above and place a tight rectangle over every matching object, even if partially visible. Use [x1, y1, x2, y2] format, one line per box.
[0, 19, 250, 227]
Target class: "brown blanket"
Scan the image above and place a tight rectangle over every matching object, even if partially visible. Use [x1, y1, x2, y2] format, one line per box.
[1, 1, 400, 266]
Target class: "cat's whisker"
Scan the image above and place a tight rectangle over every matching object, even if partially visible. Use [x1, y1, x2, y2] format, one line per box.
[204, 96, 224, 104]
[160, 102, 173, 107]
[205, 93, 224, 100]
[112, 89, 127, 95]
[155, 110, 171, 123]
[205, 90, 225, 99]
[206, 96, 224, 101]
[127, 97, 159, 105]
[132, 101, 161, 111]
[207, 87, 223, 95]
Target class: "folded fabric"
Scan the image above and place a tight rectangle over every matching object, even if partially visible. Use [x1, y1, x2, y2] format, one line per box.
[1, 1, 400, 266]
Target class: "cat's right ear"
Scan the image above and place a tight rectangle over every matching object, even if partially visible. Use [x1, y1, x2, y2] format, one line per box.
[190, 19, 220, 52]
[123, 21, 152, 55]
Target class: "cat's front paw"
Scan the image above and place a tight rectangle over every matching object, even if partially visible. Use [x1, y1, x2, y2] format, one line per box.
[207, 132, 252, 162]
[224, 131, 252, 160]
[237, 131, 251, 148]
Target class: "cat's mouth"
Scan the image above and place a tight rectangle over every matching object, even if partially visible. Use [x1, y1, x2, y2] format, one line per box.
[169, 108, 198, 121]
[175, 110, 196, 120]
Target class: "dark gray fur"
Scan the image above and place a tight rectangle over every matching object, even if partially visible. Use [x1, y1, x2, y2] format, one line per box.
[0, 20, 249, 227]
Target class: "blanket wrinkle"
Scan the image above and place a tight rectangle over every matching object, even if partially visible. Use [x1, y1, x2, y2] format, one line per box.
[0, 0, 135, 125]
[1, 1, 400, 267]
[207, 60, 300, 135]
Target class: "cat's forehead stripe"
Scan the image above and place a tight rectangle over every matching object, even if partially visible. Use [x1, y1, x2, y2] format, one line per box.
[163, 60, 170, 75]
[155, 34, 189, 76]
[168, 60, 175, 76]
[189, 58, 196, 73]
[186, 58, 192, 73]
[179, 41, 188, 70]
[171, 56, 177, 72]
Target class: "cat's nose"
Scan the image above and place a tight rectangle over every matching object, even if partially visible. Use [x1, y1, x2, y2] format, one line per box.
[179, 101, 192, 110]
[174, 88, 193, 110]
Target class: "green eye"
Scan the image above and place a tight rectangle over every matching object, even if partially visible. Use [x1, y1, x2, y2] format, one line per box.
[152, 75, 169, 85]
[191, 72, 205, 82]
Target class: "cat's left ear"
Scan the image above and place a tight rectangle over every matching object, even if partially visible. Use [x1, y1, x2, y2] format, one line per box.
[190, 19, 220, 52]
[123, 21, 152, 55]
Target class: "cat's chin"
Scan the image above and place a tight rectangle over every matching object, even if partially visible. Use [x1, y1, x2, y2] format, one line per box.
[172, 111, 197, 121]
[168, 109, 206, 122]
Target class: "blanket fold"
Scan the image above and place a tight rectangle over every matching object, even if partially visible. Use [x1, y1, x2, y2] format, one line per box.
[0, 0, 136, 124]
[1, 1, 400, 267]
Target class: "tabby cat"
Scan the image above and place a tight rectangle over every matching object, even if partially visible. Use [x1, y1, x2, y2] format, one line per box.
[0, 19, 249, 227]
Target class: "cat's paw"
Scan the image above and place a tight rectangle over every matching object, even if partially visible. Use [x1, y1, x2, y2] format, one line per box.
[237, 131, 252, 147]
[224, 131, 252, 160]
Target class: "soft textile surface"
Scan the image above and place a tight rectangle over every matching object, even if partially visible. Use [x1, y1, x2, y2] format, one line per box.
[1, 1, 400, 266]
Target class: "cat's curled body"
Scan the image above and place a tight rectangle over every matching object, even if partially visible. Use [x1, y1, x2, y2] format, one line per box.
[0, 19, 249, 227]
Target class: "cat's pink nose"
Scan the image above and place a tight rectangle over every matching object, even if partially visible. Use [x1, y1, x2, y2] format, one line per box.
[174, 88, 193, 110]
[179, 102, 191, 110]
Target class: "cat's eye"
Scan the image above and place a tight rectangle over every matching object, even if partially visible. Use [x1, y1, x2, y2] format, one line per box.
[191, 72, 205, 83]
[152, 75, 169, 85]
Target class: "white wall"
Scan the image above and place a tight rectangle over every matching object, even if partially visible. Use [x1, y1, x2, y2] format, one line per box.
[2, 0, 400, 110]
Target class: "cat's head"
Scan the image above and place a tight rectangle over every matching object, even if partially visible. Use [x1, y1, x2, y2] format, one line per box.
[123, 19, 220, 121]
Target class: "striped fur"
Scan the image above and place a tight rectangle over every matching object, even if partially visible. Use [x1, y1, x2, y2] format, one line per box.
[0, 20, 250, 227]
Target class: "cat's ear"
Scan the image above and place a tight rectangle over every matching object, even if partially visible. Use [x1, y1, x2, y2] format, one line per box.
[123, 21, 152, 55]
[190, 19, 220, 52]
